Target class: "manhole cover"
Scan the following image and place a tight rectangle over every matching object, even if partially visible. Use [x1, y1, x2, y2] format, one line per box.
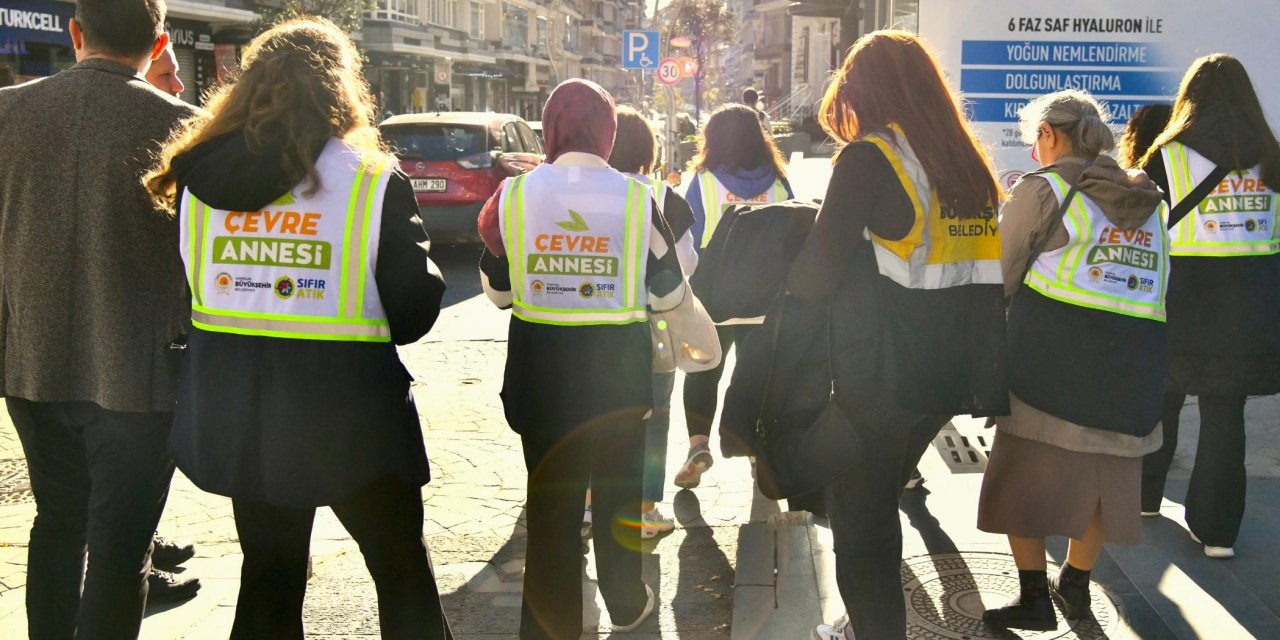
[0, 458, 33, 505]
[903, 552, 1130, 639]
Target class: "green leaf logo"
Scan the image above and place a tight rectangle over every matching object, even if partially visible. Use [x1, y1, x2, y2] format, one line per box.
[271, 192, 296, 206]
[555, 209, 590, 232]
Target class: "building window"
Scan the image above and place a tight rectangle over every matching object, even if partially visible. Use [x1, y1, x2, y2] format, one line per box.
[470, 1, 484, 39]
[505, 6, 529, 53]
[368, 0, 419, 24]
[428, 0, 458, 28]
[562, 16, 578, 53]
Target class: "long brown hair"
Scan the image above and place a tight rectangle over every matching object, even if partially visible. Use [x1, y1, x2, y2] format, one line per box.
[145, 17, 393, 209]
[1137, 54, 1280, 189]
[1117, 103, 1172, 169]
[819, 30, 1000, 218]
[609, 105, 657, 175]
[689, 104, 787, 179]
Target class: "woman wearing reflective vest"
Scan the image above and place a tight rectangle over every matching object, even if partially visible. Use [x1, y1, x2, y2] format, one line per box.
[605, 106, 699, 538]
[476, 80, 692, 639]
[977, 91, 1170, 631]
[1137, 54, 1280, 559]
[787, 32, 1008, 640]
[144, 19, 452, 638]
[675, 104, 794, 489]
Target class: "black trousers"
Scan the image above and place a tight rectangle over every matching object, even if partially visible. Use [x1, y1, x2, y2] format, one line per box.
[229, 477, 452, 639]
[683, 324, 756, 439]
[7, 398, 175, 640]
[825, 412, 949, 640]
[1142, 392, 1249, 547]
[519, 411, 649, 640]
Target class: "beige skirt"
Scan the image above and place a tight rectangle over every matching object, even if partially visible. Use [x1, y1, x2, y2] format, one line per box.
[977, 432, 1142, 544]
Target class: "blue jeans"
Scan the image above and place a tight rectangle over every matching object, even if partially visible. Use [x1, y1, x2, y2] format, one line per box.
[644, 372, 676, 504]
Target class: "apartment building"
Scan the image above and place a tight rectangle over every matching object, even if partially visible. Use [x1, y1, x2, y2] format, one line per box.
[363, 0, 641, 118]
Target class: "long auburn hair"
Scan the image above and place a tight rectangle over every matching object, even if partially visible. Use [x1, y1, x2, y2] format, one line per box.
[1117, 103, 1172, 169]
[145, 17, 393, 209]
[819, 30, 1001, 219]
[1137, 54, 1280, 189]
[689, 104, 787, 179]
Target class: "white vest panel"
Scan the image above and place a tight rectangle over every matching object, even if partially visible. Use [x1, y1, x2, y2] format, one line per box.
[179, 139, 391, 342]
[1025, 171, 1169, 321]
[696, 170, 787, 247]
[499, 163, 652, 325]
[1161, 142, 1280, 256]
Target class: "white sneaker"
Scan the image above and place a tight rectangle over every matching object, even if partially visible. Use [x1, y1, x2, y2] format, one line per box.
[813, 613, 854, 640]
[1189, 531, 1235, 559]
[641, 508, 676, 539]
[611, 584, 655, 632]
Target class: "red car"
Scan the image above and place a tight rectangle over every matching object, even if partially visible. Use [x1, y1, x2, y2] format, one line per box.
[381, 112, 544, 243]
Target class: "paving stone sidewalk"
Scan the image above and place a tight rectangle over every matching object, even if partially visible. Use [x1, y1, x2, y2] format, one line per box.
[0, 245, 757, 638]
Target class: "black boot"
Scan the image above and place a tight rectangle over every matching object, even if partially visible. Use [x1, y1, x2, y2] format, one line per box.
[1050, 563, 1092, 619]
[983, 570, 1056, 631]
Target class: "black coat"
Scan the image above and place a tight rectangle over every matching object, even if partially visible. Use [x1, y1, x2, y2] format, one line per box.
[1144, 106, 1280, 396]
[168, 133, 446, 508]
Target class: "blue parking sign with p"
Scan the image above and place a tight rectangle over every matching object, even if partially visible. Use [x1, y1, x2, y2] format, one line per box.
[623, 31, 660, 69]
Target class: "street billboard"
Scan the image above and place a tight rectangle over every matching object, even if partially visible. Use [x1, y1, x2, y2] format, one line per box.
[919, 0, 1280, 187]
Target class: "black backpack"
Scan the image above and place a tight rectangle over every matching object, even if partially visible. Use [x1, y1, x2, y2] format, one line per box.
[689, 199, 819, 323]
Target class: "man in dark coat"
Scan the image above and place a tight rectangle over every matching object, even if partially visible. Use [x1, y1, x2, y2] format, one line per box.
[0, 1, 199, 636]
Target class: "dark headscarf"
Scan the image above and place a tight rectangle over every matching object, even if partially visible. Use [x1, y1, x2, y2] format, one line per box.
[542, 79, 616, 163]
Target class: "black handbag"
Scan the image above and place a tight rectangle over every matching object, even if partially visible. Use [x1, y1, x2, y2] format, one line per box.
[752, 296, 863, 500]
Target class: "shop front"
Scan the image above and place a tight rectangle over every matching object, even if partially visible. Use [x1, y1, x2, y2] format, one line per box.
[0, 0, 75, 88]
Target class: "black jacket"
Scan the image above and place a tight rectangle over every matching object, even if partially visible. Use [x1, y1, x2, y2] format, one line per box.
[169, 133, 446, 507]
[1143, 106, 1280, 396]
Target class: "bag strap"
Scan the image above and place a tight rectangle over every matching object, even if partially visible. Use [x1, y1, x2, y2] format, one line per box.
[1017, 159, 1095, 288]
[755, 294, 836, 441]
[755, 295, 786, 435]
[1166, 163, 1231, 230]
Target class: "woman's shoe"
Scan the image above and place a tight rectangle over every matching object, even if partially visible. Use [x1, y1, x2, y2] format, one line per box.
[673, 444, 713, 489]
[1189, 530, 1235, 559]
[641, 508, 676, 539]
[611, 584, 655, 632]
[1049, 564, 1092, 619]
[812, 613, 853, 640]
[983, 570, 1056, 631]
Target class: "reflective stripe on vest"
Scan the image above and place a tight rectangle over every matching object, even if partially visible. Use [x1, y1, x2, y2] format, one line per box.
[864, 123, 1002, 289]
[1024, 171, 1170, 322]
[1161, 142, 1280, 257]
[697, 170, 787, 247]
[500, 165, 651, 326]
[180, 139, 391, 342]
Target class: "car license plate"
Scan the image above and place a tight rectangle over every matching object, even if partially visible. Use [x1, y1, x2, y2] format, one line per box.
[413, 178, 446, 192]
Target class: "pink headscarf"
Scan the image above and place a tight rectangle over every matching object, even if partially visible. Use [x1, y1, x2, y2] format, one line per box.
[542, 79, 617, 162]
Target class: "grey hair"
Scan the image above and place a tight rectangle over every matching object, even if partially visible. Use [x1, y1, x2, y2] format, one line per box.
[1017, 90, 1115, 156]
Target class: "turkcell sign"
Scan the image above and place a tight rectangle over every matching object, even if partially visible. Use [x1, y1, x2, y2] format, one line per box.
[0, 0, 75, 47]
[622, 30, 660, 69]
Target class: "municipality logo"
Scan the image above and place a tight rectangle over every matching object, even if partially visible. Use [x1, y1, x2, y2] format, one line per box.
[556, 210, 590, 232]
[274, 276, 295, 299]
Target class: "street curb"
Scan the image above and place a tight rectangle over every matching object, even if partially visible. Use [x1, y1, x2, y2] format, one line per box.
[730, 511, 822, 640]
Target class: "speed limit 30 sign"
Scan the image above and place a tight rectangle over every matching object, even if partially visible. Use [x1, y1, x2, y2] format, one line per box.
[657, 57, 681, 86]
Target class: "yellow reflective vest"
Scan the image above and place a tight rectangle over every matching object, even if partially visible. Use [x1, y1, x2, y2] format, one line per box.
[864, 123, 1002, 289]
[499, 163, 651, 326]
[179, 139, 391, 342]
[1161, 141, 1280, 257]
[1024, 171, 1170, 322]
